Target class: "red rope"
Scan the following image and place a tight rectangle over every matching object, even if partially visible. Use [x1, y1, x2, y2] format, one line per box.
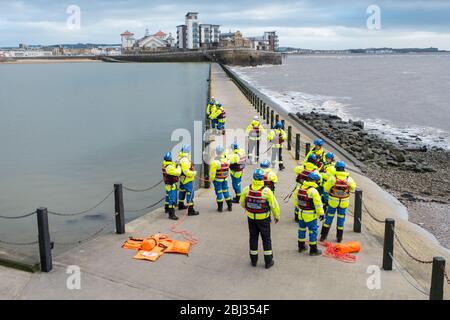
[169, 207, 199, 245]
[321, 241, 357, 263]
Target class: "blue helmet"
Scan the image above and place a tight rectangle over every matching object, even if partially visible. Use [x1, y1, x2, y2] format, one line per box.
[274, 121, 283, 129]
[307, 153, 317, 163]
[314, 138, 324, 146]
[260, 160, 270, 168]
[217, 103, 222, 107]
[209, 101, 214, 105]
[163, 152, 172, 161]
[308, 172, 321, 182]
[253, 168, 265, 180]
[231, 143, 239, 150]
[335, 161, 346, 170]
[181, 144, 191, 153]
[325, 152, 334, 160]
[216, 145, 224, 154]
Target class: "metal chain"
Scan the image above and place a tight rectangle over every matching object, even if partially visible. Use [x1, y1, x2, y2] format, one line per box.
[443, 266, 450, 285]
[53, 226, 106, 246]
[392, 225, 433, 264]
[362, 200, 385, 223]
[389, 253, 429, 297]
[125, 197, 165, 213]
[0, 238, 38, 246]
[0, 211, 36, 220]
[48, 190, 114, 216]
[123, 179, 163, 192]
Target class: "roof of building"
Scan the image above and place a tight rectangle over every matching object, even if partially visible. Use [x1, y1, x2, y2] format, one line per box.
[121, 30, 134, 36]
[154, 31, 167, 37]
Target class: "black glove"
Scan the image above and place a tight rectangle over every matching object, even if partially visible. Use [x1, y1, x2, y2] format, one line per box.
[319, 215, 325, 221]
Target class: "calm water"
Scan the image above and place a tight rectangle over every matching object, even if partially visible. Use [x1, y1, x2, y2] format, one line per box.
[0, 62, 208, 257]
[233, 54, 450, 150]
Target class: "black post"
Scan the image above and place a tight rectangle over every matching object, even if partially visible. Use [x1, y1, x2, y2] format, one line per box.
[382, 218, 395, 271]
[266, 107, 270, 125]
[262, 104, 266, 120]
[281, 119, 285, 129]
[114, 183, 125, 234]
[259, 101, 263, 116]
[256, 98, 260, 112]
[354, 188, 362, 233]
[287, 126, 292, 151]
[37, 207, 52, 272]
[430, 257, 445, 300]
[295, 134, 300, 160]
[270, 110, 274, 128]
[305, 142, 311, 156]
[275, 114, 279, 125]
[203, 162, 210, 189]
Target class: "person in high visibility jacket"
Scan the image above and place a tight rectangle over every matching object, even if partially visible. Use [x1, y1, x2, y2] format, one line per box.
[178, 144, 199, 216]
[208, 101, 218, 132]
[320, 161, 357, 243]
[210, 145, 232, 212]
[294, 172, 325, 256]
[228, 142, 246, 203]
[293, 154, 321, 222]
[240, 168, 280, 269]
[267, 121, 287, 170]
[319, 152, 336, 213]
[245, 116, 265, 164]
[162, 152, 182, 220]
[211, 103, 226, 135]
[305, 138, 326, 170]
[260, 160, 278, 192]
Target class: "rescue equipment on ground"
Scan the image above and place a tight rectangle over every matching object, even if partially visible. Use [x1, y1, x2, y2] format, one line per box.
[122, 233, 192, 262]
[322, 241, 359, 263]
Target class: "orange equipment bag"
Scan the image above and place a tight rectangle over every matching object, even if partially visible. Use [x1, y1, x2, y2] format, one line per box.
[122, 233, 191, 262]
[335, 241, 361, 254]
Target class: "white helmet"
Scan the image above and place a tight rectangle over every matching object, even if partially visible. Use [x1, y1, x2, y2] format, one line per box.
[211, 96, 215, 100]
[253, 115, 259, 120]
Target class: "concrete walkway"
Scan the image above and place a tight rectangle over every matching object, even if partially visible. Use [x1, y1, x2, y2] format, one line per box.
[0, 63, 438, 300]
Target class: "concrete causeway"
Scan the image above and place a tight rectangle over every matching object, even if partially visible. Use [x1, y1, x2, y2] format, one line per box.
[1, 63, 447, 300]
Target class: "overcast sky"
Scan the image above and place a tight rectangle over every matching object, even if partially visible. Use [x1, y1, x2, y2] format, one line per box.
[1, 0, 450, 49]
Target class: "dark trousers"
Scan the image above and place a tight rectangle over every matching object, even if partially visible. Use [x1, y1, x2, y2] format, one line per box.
[248, 217, 273, 262]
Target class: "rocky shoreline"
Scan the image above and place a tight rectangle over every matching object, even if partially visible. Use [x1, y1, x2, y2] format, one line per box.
[296, 112, 450, 249]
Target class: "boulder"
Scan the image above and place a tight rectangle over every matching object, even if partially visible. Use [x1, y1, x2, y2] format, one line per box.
[353, 120, 364, 129]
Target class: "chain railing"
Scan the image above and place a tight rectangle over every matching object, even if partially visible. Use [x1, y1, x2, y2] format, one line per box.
[389, 252, 429, 297]
[125, 197, 165, 213]
[0, 211, 37, 220]
[48, 189, 114, 217]
[122, 179, 164, 192]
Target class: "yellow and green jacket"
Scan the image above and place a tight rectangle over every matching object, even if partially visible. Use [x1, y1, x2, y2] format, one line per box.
[294, 161, 321, 185]
[209, 153, 230, 182]
[240, 179, 280, 220]
[267, 128, 287, 148]
[245, 120, 265, 141]
[294, 181, 324, 222]
[324, 171, 357, 208]
[178, 152, 196, 184]
[306, 147, 326, 165]
[228, 148, 245, 179]
[210, 106, 225, 123]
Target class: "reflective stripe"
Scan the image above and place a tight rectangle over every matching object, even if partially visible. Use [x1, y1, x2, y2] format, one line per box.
[337, 226, 344, 230]
[337, 214, 345, 218]
[263, 251, 273, 255]
[250, 250, 258, 255]
[309, 241, 317, 245]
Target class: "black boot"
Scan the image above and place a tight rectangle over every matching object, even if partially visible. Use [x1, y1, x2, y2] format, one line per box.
[264, 255, 274, 269]
[336, 229, 344, 243]
[320, 225, 330, 242]
[226, 199, 233, 212]
[232, 196, 239, 203]
[309, 244, 322, 256]
[298, 241, 307, 252]
[164, 204, 169, 213]
[178, 202, 187, 210]
[279, 163, 285, 171]
[217, 201, 223, 212]
[250, 254, 258, 267]
[168, 208, 179, 221]
[187, 205, 199, 216]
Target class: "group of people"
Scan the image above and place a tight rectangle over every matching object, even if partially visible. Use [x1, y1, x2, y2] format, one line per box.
[161, 96, 357, 268]
[206, 96, 227, 135]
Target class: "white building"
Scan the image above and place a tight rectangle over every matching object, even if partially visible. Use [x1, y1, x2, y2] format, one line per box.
[177, 12, 203, 49]
[5, 50, 53, 57]
[199, 24, 220, 49]
[121, 30, 135, 50]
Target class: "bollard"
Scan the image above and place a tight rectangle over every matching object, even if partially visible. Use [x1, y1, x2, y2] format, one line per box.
[259, 100, 263, 116]
[262, 104, 266, 120]
[430, 257, 445, 300]
[266, 107, 270, 125]
[305, 142, 311, 156]
[287, 126, 292, 151]
[256, 98, 260, 113]
[354, 189, 362, 233]
[295, 134, 300, 160]
[37, 207, 52, 272]
[114, 183, 125, 234]
[270, 110, 274, 128]
[203, 162, 210, 189]
[281, 119, 285, 129]
[275, 114, 279, 124]
[382, 218, 395, 271]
